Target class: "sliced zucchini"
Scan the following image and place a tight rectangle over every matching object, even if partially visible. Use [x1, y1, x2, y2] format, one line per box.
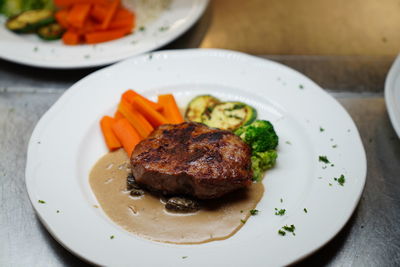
[243, 104, 257, 125]
[6, 9, 54, 33]
[201, 102, 257, 131]
[0, 0, 23, 17]
[185, 95, 220, 122]
[37, 22, 64, 40]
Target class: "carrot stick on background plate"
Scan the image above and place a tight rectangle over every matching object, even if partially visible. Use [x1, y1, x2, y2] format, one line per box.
[55, 0, 108, 7]
[67, 3, 91, 28]
[85, 27, 131, 44]
[100, 0, 120, 30]
[55, 0, 135, 45]
[62, 30, 80, 45]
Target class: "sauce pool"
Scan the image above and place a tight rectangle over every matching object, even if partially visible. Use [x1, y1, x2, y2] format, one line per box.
[89, 149, 264, 244]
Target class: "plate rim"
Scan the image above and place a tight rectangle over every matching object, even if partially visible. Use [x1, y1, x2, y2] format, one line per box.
[384, 55, 400, 138]
[25, 48, 367, 266]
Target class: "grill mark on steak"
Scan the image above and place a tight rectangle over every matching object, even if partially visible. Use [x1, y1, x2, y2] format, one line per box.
[192, 132, 224, 142]
[131, 122, 253, 199]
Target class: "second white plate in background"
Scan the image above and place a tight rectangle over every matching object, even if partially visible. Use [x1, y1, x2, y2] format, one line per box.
[385, 55, 400, 138]
[0, 0, 208, 68]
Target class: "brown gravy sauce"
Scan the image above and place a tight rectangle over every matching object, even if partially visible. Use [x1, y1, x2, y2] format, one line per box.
[89, 149, 264, 244]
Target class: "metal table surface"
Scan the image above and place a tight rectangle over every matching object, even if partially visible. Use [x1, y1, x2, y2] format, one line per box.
[2, 6, 400, 267]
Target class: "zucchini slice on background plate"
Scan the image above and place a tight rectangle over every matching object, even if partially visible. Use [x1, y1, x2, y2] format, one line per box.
[6, 9, 54, 33]
[37, 22, 64, 40]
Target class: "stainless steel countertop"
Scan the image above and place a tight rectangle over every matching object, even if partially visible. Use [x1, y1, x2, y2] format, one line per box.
[1, 50, 400, 266]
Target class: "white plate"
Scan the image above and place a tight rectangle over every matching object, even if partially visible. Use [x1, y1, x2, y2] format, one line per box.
[385, 55, 400, 138]
[0, 0, 208, 69]
[26, 49, 367, 266]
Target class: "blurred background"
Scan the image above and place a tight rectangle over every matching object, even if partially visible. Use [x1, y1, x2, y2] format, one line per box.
[200, 0, 399, 56]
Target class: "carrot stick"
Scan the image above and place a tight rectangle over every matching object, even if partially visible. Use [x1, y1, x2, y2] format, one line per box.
[157, 94, 184, 124]
[76, 19, 99, 34]
[67, 3, 92, 29]
[91, 4, 107, 22]
[55, 0, 107, 8]
[101, 0, 120, 30]
[114, 110, 124, 120]
[130, 96, 168, 127]
[122, 90, 162, 112]
[100, 116, 121, 150]
[115, 8, 135, 19]
[92, 6, 134, 29]
[118, 100, 154, 138]
[107, 14, 134, 30]
[62, 30, 80, 45]
[112, 118, 141, 156]
[55, 9, 69, 28]
[84, 27, 131, 44]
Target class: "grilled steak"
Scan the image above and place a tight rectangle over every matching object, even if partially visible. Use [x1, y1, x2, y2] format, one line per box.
[130, 122, 253, 199]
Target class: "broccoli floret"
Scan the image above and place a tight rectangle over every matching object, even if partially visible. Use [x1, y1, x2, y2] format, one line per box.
[251, 150, 277, 181]
[235, 120, 278, 152]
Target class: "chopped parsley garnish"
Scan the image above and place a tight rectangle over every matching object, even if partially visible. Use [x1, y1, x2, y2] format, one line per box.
[159, 26, 169, 32]
[332, 144, 338, 148]
[250, 209, 259, 215]
[299, 84, 304, 89]
[182, 256, 188, 259]
[274, 208, 286, 216]
[240, 210, 243, 213]
[139, 26, 145, 31]
[319, 127, 325, 132]
[240, 219, 246, 224]
[110, 235, 115, 239]
[278, 224, 296, 236]
[56, 210, 60, 213]
[319, 156, 330, 164]
[148, 54, 153, 60]
[283, 224, 295, 232]
[336, 174, 345, 186]
[285, 141, 292, 145]
[329, 183, 332, 186]
[331, 164, 335, 167]
[33, 46, 38, 52]
[280, 198, 283, 203]
[304, 208, 308, 213]
[38, 200, 46, 204]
